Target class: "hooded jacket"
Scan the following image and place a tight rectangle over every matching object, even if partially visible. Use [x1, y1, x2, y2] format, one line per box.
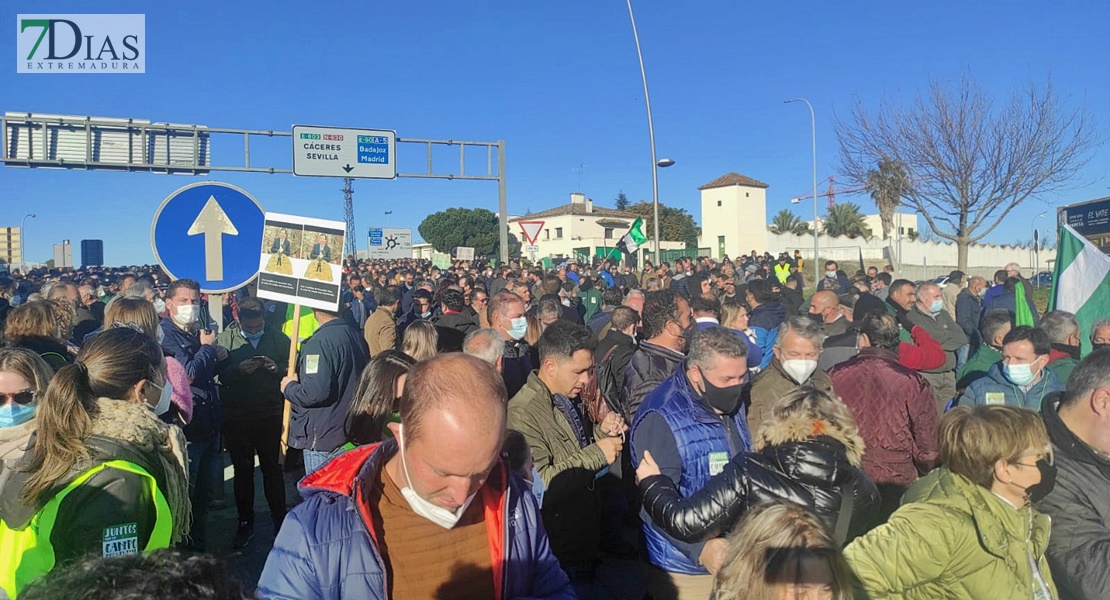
[256, 441, 573, 600]
[1037, 392, 1110, 600]
[956, 362, 1064, 410]
[829, 347, 939, 487]
[638, 411, 878, 544]
[846, 467, 1057, 600]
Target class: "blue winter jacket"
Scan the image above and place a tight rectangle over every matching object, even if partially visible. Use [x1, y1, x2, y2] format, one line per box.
[257, 441, 574, 600]
[749, 302, 785, 370]
[956, 362, 1064, 410]
[160, 317, 223, 439]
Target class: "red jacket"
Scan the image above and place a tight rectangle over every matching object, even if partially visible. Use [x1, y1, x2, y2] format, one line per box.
[829, 347, 940, 488]
[899, 325, 946, 371]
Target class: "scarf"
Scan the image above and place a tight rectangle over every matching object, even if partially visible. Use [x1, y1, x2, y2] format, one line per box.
[90, 398, 192, 544]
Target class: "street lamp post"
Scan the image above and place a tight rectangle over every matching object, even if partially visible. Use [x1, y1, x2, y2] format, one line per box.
[1032, 212, 1046, 287]
[385, 210, 392, 228]
[785, 98, 818, 286]
[626, 0, 667, 263]
[20, 213, 35, 273]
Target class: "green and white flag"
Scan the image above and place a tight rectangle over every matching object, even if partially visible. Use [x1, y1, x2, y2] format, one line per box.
[1049, 224, 1110, 356]
[617, 217, 648, 254]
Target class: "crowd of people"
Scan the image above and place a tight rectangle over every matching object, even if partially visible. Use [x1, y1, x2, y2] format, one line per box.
[0, 250, 1109, 599]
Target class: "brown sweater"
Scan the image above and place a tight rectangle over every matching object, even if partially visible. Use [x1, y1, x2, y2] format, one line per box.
[371, 467, 495, 599]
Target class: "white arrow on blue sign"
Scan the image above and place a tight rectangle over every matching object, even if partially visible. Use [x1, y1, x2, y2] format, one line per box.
[151, 182, 265, 293]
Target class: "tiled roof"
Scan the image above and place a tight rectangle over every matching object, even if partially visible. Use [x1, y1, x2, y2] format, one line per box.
[698, 172, 770, 190]
[510, 203, 638, 221]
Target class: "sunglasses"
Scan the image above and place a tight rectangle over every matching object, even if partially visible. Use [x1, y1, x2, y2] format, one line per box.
[0, 390, 36, 405]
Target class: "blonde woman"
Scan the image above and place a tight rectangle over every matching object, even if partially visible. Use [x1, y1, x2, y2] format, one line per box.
[104, 297, 162, 341]
[0, 348, 54, 496]
[845, 405, 1057, 599]
[721, 299, 763, 371]
[401, 320, 438, 362]
[3, 300, 72, 371]
[713, 503, 857, 600]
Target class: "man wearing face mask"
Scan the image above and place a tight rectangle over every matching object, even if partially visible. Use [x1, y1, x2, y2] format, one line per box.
[1041, 310, 1082, 385]
[744, 316, 833, 435]
[489, 290, 534, 398]
[631, 327, 751, 599]
[830, 312, 939, 521]
[908, 281, 968, 414]
[1090, 319, 1110, 353]
[807, 290, 849, 337]
[958, 326, 1063, 410]
[258, 354, 574, 600]
[1036, 348, 1110, 600]
[621, 290, 691, 421]
[216, 298, 290, 550]
[159, 278, 229, 552]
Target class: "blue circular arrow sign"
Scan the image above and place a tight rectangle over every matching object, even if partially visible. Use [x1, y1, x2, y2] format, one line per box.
[151, 182, 265, 293]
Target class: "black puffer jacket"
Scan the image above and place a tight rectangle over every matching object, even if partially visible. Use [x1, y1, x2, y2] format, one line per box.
[640, 434, 879, 544]
[621, 340, 684, 420]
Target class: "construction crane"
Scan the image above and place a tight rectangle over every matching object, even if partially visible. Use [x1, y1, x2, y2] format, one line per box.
[343, 177, 355, 258]
[791, 175, 868, 208]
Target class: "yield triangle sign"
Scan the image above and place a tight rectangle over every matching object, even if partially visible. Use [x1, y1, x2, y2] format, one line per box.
[518, 220, 544, 245]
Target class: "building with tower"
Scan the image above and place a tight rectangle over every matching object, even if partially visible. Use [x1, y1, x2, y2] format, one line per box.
[699, 172, 770, 260]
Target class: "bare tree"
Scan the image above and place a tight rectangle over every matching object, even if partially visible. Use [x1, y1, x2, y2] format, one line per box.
[838, 76, 1097, 270]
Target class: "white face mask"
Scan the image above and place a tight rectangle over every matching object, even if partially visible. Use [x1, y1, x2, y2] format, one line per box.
[397, 425, 477, 529]
[781, 359, 818, 384]
[146, 378, 173, 416]
[171, 303, 199, 327]
[529, 467, 545, 508]
[152, 298, 166, 315]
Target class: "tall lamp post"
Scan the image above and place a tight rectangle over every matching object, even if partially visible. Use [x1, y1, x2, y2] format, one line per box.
[385, 210, 392, 228]
[626, 0, 673, 263]
[20, 213, 35, 273]
[1032, 212, 1045, 287]
[785, 98, 818, 285]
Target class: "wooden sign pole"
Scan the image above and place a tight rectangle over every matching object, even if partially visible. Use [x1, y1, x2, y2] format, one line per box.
[279, 305, 301, 465]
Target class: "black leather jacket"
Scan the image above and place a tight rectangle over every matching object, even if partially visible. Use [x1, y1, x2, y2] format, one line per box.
[639, 436, 879, 543]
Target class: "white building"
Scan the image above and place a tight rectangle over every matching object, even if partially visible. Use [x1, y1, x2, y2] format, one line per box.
[699, 172, 770, 259]
[510, 192, 682, 264]
[804, 211, 918, 239]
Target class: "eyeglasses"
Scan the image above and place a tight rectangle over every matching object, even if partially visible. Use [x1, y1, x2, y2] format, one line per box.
[0, 390, 36, 405]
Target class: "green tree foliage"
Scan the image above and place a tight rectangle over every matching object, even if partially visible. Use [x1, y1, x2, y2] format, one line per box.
[418, 207, 521, 257]
[822, 203, 873, 239]
[615, 190, 630, 211]
[866, 158, 910, 239]
[626, 201, 701, 248]
[767, 209, 812, 235]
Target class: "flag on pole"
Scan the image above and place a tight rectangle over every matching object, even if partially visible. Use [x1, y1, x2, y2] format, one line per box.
[616, 217, 648, 254]
[1049, 224, 1110, 356]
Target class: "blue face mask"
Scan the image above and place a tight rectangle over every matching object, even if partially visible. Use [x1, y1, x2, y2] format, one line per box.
[507, 316, 528, 341]
[929, 299, 944, 315]
[242, 329, 265, 343]
[0, 403, 35, 428]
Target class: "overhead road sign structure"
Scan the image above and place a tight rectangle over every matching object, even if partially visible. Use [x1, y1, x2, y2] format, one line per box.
[151, 182, 265, 293]
[518, 221, 544, 245]
[292, 125, 396, 179]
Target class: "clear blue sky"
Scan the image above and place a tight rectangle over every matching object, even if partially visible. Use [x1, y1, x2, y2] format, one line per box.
[2, 0, 1107, 266]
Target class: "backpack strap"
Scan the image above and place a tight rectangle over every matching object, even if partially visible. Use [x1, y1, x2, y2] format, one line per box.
[834, 482, 856, 547]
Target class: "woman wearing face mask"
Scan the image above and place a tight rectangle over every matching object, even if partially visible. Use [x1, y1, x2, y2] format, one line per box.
[721, 299, 763, 373]
[844, 405, 1058, 599]
[0, 348, 53, 497]
[341, 350, 415, 450]
[637, 386, 878, 546]
[0, 327, 190, 599]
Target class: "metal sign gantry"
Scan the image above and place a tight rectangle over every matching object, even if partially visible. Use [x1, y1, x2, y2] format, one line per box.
[0, 112, 509, 263]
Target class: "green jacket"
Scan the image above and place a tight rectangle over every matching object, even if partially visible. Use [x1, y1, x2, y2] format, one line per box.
[217, 324, 291, 422]
[846, 467, 1057, 600]
[1046, 358, 1078, 386]
[507, 372, 610, 568]
[957, 344, 1002, 390]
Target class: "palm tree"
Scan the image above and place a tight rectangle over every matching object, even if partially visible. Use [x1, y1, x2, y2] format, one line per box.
[866, 158, 910, 239]
[822, 202, 873, 239]
[768, 209, 812, 235]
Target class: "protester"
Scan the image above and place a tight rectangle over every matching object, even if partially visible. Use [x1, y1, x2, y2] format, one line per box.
[488, 290, 533, 398]
[957, 326, 1064, 409]
[462, 327, 505, 371]
[809, 290, 849, 337]
[281, 306, 370, 475]
[215, 297, 290, 549]
[3, 300, 72, 371]
[431, 288, 477, 352]
[401, 319, 438, 362]
[719, 298, 762, 370]
[343, 349, 415, 448]
[845, 405, 1057, 599]
[820, 261, 851, 295]
[691, 295, 722, 330]
[982, 276, 1041, 326]
[159, 278, 227, 552]
[1040, 310, 1081, 385]
[508, 320, 626, 595]
[745, 316, 833, 435]
[631, 327, 752, 599]
[957, 309, 1013, 390]
[0, 328, 190, 598]
[364, 285, 401, 357]
[907, 281, 968, 413]
[637, 385, 878, 544]
[1037, 348, 1110, 599]
[621, 290, 690, 421]
[587, 286, 624, 336]
[258, 354, 573, 599]
[1092, 319, 1110, 351]
[712, 503, 858, 600]
[941, 270, 964, 319]
[594, 306, 640, 422]
[830, 312, 940, 520]
[0, 348, 53, 498]
[745, 279, 785, 370]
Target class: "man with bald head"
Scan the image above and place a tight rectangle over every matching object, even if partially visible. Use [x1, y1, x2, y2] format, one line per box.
[259, 353, 573, 599]
[808, 290, 849, 337]
[907, 281, 968, 413]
